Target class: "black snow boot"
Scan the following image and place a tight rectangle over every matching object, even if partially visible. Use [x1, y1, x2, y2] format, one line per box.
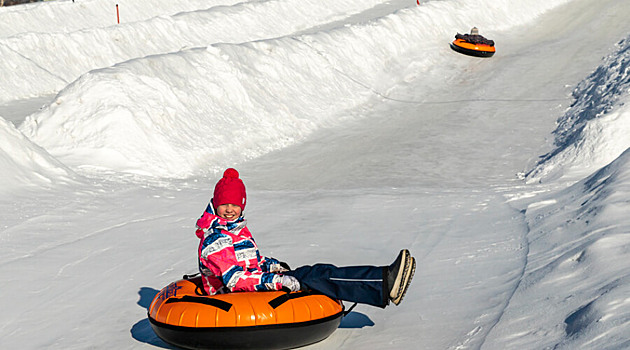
[387, 249, 416, 305]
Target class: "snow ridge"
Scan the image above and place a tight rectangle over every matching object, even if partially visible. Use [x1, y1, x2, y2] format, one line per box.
[486, 149, 630, 348]
[526, 37, 630, 183]
[11, 0, 571, 179]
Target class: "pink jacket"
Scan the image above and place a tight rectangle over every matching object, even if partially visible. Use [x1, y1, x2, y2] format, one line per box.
[195, 208, 284, 295]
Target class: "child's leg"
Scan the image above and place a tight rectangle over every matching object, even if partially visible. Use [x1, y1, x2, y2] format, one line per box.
[285, 264, 388, 308]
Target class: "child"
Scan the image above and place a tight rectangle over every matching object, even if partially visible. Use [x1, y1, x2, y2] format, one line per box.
[455, 26, 495, 46]
[196, 168, 415, 307]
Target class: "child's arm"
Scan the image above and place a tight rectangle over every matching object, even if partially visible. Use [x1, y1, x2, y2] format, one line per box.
[200, 232, 284, 292]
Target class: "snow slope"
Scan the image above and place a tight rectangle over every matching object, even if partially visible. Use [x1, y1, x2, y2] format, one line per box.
[1, 0, 629, 349]
[487, 148, 630, 349]
[526, 37, 630, 185]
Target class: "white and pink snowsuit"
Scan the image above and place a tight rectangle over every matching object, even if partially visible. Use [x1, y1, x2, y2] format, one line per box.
[195, 205, 284, 295]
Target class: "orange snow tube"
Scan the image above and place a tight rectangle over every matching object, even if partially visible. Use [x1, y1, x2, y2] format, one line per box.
[148, 275, 344, 350]
[450, 38, 496, 57]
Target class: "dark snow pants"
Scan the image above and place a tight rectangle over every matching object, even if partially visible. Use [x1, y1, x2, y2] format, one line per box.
[285, 264, 388, 308]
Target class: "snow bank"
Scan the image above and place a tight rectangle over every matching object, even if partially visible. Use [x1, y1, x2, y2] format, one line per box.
[0, 0, 231, 38]
[16, 0, 571, 179]
[526, 37, 630, 184]
[487, 148, 630, 349]
[0, 117, 74, 193]
[0, 0, 392, 104]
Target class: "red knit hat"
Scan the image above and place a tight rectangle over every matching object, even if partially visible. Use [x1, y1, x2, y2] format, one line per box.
[213, 168, 247, 210]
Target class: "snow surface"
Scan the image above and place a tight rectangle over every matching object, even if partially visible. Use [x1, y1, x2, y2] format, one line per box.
[1, 0, 629, 349]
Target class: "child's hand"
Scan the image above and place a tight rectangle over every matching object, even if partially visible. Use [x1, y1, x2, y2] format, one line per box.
[270, 262, 290, 273]
[281, 275, 301, 292]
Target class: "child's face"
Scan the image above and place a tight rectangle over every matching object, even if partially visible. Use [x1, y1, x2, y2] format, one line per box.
[216, 203, 242, 220]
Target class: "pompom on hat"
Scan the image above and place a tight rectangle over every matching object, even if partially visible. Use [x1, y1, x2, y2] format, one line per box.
[213, 168, 247, 210]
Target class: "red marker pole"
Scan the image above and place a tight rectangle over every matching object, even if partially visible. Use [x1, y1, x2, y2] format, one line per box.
[116, 4, 120, 24]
